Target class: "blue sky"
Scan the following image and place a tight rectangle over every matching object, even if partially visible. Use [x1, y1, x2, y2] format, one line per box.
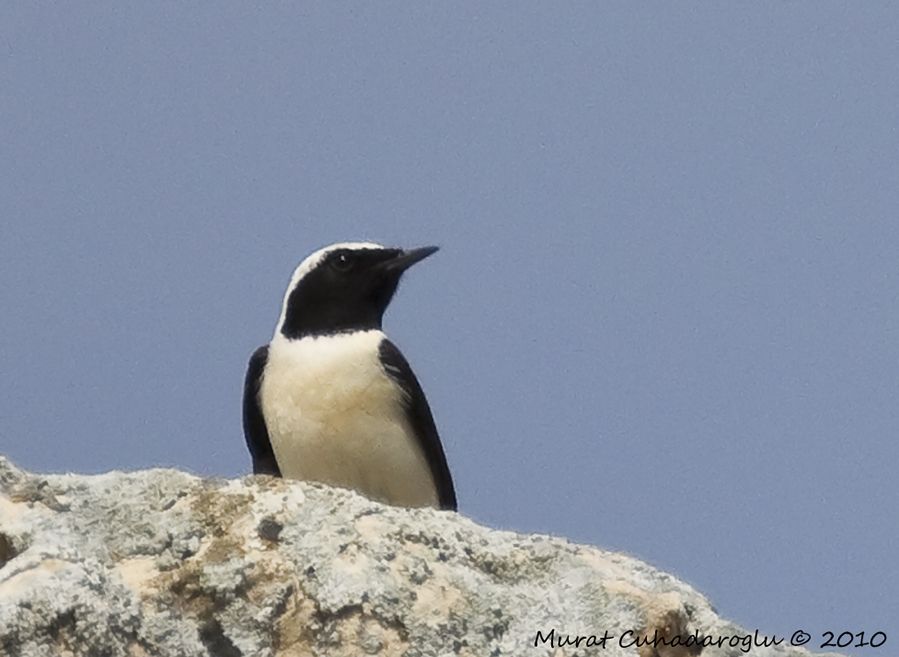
[1, 3, 897, 652]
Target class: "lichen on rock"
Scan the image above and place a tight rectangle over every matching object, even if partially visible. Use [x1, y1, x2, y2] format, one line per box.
[0, 456, 837, 657]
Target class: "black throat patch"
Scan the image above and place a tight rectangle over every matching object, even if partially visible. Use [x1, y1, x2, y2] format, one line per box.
[280, 248, 403, 339]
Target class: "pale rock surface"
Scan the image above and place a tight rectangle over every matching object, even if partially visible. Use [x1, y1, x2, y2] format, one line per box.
[0, 456, 834, 657]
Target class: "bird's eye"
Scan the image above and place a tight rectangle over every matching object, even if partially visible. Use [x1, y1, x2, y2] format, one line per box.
[331, 252, 355, 272]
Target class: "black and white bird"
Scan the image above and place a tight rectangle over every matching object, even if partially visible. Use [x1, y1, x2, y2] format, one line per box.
[242, 242, 456, 511]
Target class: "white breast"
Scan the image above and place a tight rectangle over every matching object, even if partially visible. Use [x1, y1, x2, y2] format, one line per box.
[259, 330, 439, 508]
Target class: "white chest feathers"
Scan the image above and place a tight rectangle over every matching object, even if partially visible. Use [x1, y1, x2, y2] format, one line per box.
[259, 330, 439, 508]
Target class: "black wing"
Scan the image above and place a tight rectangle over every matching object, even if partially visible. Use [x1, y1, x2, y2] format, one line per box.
[379, 338, 457, 510]
[242, 345, 281, 476]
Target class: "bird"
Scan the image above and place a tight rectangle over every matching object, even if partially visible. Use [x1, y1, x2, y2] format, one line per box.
[242, 242, 457, 511]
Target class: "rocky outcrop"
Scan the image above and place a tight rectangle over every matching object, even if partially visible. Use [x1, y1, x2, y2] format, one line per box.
[0, 456, 830, 657]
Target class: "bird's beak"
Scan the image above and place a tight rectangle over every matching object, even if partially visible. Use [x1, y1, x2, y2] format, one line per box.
[381, 246, 439, 273]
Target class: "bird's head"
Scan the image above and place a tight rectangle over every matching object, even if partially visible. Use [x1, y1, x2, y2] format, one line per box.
[275, 242, 439, 339]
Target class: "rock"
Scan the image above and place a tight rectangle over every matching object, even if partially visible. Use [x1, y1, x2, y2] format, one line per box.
[0, 456, 834, 657]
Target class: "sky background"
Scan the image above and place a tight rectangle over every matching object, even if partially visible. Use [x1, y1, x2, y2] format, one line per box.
[1, 3, 897, 653]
